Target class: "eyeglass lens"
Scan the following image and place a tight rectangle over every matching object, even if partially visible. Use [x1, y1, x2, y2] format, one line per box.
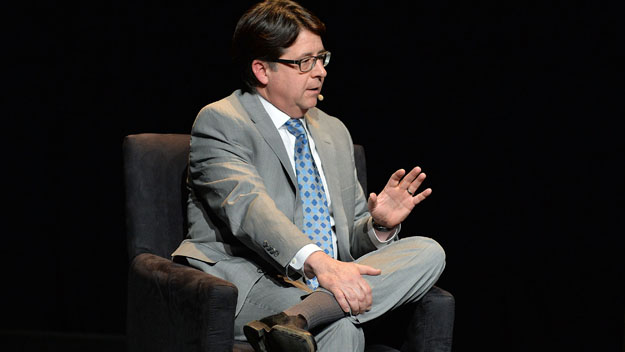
[300, 52, 330, 72]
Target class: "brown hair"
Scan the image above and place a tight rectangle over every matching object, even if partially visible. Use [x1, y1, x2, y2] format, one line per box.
[231, 0, 326, 92]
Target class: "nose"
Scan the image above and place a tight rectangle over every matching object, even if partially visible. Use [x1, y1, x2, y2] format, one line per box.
[311, 59, 327, 78]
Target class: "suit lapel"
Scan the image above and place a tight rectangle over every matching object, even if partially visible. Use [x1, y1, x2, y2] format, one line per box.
[238, 92, 297, 187]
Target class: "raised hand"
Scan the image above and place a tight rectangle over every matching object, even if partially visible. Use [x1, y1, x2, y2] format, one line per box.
[367, 166, 432, 228]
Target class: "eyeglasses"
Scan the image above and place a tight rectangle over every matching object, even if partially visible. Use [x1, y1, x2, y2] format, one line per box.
[269, 51, 331, 73]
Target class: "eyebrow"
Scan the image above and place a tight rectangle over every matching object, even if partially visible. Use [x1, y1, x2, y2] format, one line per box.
[298, 49, 327, 59]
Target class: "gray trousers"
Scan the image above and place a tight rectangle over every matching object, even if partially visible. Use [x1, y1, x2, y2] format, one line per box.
[233, 236, 446, 352]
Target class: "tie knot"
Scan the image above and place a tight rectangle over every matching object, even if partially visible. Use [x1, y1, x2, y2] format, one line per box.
[284, 118, 306, 138]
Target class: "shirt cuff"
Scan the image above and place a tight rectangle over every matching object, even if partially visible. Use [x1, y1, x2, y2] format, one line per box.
[367, 217, 400, 246]
[290, 244, 323, 277]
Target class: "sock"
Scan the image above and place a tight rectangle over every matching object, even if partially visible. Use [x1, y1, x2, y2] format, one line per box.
[284, 291, 347, 330]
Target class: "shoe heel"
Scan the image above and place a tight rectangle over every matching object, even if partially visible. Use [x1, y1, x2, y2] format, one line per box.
[244, 321, 270, 352]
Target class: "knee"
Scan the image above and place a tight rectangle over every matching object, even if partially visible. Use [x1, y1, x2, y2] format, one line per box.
[426, 238, 446, 270]
[422, 286, 455, 309]
[408, 236, 446, 271]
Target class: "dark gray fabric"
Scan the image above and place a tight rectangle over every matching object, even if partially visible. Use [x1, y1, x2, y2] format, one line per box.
[124, 133, 190, 259]
[124, 134, 239, 352]
[123, 133, 453, 352]
[401, 287, 455, 352]
[126, 253, 238, 352]
[362, 287, 455, 352]
[354, 144, 367, 195]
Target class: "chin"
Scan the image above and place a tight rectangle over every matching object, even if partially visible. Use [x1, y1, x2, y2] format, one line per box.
[297, 101, 317, 115]
[306, 97, 319, 109]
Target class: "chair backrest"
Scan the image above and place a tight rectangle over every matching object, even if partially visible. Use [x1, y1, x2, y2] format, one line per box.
[123, 134, 190, 260]
[123, 133, 367, 261]
[354, 144, 367, 195]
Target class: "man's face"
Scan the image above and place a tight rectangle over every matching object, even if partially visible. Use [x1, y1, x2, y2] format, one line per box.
[264, 30, 327, 118]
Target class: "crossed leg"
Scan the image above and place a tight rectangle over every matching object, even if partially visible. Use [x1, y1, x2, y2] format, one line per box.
[236, 236, 446, 351]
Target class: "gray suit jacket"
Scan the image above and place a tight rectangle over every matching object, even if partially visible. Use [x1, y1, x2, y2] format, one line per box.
[172, 90, 380, 313]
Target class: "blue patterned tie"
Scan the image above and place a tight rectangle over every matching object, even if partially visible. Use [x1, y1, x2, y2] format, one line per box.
[284, 118, 334, 290]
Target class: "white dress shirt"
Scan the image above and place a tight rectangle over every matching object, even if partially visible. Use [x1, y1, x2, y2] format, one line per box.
[257, 95, 398, 276]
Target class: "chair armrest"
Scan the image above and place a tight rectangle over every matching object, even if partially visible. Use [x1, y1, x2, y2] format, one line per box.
[402, 286, 455, 351]
[362, 286, 455, 351]
[127, 253, 238, 352]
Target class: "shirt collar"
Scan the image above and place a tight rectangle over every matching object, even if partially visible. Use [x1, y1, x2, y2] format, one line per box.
[257, 94, 304, 130]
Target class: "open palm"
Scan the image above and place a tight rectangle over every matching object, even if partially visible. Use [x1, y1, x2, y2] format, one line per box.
[367, 166, 432, 228]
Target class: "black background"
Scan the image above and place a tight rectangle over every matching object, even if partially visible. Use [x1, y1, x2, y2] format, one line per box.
[3, 1, 624, 351]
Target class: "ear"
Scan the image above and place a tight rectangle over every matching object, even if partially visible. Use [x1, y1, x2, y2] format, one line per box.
[251, 59, 270, 85]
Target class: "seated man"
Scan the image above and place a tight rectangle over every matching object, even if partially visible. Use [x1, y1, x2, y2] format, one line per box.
[172, 1, 450, 351]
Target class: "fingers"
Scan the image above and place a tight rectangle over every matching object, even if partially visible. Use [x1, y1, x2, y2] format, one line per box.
[333, 289, 351, 313]
[327, 265, 377, 315]
[412, 187, 433, 204]
[344, 287, 362, 315]
[387, 167, 432, 202]
[387, 169, 406, 187]
[358, 280, 373, 312]
[356, 263, 382, 276]
[401, 166, 423, 191]
[342, 281, 373, 315]
[367, 192, 377, 210]
[405, 167, 435, 202]
[355, 264, 378, 313]
[316, 261, 377, 315]
[332, 285, 366, 314]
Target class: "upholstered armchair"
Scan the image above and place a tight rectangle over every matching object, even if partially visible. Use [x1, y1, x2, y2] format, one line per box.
[123, 133, 454, 352]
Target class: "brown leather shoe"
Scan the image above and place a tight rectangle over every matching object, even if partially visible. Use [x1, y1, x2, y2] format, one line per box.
[243, 312, 317, 352]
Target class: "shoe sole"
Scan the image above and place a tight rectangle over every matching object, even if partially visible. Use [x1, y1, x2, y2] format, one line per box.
[243, 321, 317, 352]
[244, 320, 271, 352]
[270, 325, 317, 352]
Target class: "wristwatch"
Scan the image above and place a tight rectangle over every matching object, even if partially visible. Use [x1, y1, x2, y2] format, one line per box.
[372, 219, 394, 232]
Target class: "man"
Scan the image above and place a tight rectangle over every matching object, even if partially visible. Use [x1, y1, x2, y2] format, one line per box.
[172, 1, 450, 351]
